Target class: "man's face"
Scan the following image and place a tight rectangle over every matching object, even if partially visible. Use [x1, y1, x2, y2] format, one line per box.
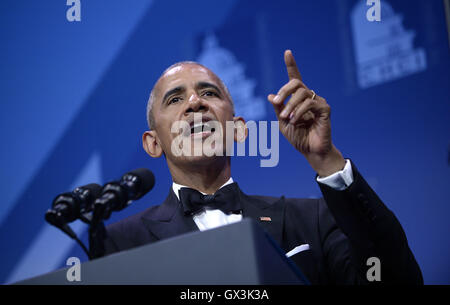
[150, 64, 235, 165]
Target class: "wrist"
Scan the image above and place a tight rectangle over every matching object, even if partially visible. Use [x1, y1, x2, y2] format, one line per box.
[305, 145, 346, 177]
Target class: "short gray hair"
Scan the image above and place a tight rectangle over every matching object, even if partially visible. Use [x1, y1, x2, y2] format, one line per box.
[146, 61, 234, 130]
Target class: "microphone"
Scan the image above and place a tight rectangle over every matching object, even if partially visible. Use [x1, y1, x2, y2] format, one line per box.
[93, 168, 155, 221]
[45, 183, 103, 228]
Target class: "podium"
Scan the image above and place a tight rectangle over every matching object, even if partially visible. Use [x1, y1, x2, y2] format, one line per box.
[15, 219, 308, 285]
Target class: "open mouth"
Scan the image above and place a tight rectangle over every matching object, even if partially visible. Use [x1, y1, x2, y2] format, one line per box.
[189, 121, 216, 138]
[190, 122, 215, 135]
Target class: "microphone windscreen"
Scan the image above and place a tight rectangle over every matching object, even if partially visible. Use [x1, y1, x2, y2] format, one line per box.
[123, 168, 155, 200]
[78, 183, 103, 198]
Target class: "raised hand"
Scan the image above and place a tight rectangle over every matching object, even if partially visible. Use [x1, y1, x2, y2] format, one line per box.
[268, 50, 345, 177]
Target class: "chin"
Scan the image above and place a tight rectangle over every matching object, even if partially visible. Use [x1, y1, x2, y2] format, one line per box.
[172, 152, 228, 168]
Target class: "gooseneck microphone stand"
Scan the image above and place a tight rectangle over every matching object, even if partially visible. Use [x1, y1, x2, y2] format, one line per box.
[46, 168, 155, 260]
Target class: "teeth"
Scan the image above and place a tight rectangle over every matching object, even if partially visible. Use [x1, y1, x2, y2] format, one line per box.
[190, 122, 211, 134]
[191, 124, 203, 134]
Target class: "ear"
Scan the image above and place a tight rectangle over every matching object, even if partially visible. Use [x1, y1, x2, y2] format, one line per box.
[233, 116, 248, 143]
[142, 130, 163, 158]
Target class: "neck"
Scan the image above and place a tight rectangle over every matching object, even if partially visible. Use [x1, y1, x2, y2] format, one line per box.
[167, 157, 231, 194]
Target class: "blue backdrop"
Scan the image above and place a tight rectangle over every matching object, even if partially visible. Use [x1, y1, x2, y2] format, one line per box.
[0, 0, 449, 284]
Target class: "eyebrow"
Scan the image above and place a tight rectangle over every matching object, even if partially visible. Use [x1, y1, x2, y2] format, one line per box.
[196, 82, 222, 94]
[161, 82, 223, 105]
[161, 85, 185, 105]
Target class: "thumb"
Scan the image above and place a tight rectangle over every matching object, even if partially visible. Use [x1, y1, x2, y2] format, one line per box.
[268, 94, 282, 118]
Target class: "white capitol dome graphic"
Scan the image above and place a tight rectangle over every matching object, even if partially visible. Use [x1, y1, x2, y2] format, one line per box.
[197, 34, 266, 120]
[351, 1, 427, 88]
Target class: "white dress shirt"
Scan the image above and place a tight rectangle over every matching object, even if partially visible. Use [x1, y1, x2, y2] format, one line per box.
[172, 159, 354, 231]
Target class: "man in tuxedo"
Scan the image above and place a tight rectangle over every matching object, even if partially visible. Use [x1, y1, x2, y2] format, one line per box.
[103, 50, 423, 284]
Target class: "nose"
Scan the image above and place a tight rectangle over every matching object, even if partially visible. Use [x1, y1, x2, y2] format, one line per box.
[185, 92, 208, 114]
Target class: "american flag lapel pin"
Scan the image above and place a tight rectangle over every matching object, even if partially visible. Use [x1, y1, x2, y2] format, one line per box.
[260, 216, 272, 222]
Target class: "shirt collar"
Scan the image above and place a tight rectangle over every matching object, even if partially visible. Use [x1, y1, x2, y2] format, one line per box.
[172, 177, 234, 201]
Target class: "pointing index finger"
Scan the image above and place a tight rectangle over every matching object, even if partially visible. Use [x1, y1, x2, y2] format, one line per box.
[284, 50, 302, 81]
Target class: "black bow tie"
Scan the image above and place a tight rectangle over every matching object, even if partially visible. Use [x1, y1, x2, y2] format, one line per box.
[178, 183, 242, 216]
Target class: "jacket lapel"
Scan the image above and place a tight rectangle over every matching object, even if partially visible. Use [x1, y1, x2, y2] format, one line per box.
[140, 188, 198, 240]
[139, 185, 286, 247]
[239, 190, 285, 247]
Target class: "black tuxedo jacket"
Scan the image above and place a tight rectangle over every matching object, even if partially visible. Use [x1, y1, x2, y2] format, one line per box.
[103, 162, 423, 284]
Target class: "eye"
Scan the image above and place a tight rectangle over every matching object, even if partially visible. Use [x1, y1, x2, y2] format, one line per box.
[168, 97, 182, 104]
[202, 90, 218, 97]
